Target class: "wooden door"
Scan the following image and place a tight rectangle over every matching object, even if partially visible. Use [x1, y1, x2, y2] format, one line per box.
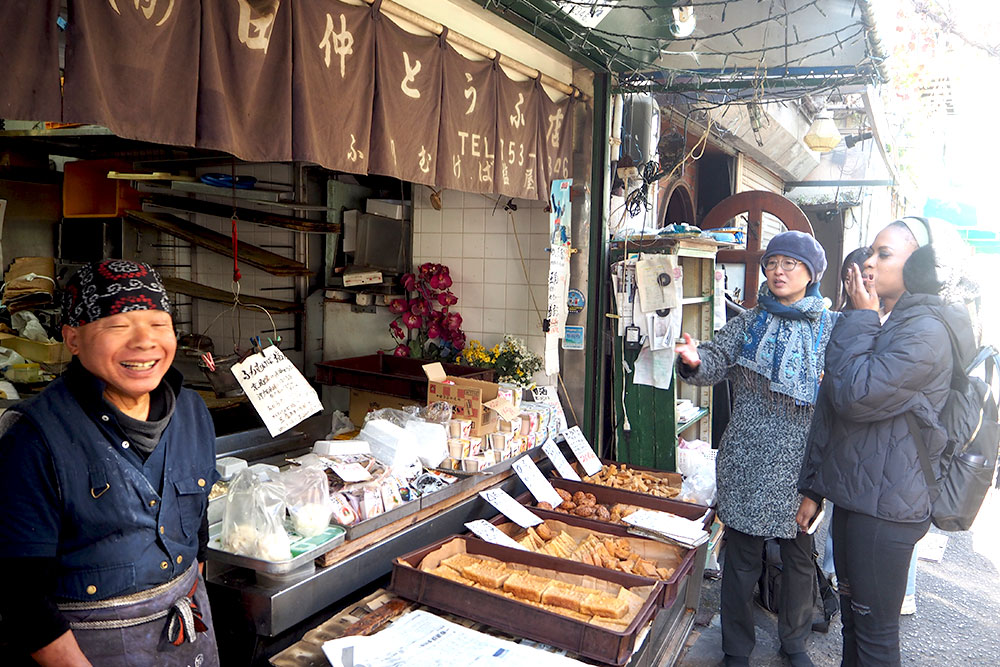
[701, 191, 814, 307]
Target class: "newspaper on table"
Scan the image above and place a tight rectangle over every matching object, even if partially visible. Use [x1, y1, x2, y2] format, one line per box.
[622, 509, 711, 549]
[322, 609, 586, 666]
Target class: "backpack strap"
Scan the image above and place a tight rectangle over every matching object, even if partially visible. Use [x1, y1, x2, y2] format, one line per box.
[904, 411, 939, 502]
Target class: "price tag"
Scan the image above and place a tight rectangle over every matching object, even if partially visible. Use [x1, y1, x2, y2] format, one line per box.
[562, 426, 602, 477]
[541, 439, 581, 482]
[465, 520, 528, 551]
[484, 397, 520, 422]
[329, 462, 372, 483]
[511, 456, 564, 508]
[479, 488, 542, 528]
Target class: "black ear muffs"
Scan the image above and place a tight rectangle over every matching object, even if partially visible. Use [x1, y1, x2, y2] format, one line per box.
[903, 244, 943, 296]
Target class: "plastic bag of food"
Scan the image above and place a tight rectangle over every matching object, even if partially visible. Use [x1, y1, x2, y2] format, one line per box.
[280, 465, 334, 537]
[678, 465, 717, 506]
[220, 468, 292, 561]
[363, 407, 412, 428]
[401, 401, 453, 424]
[326, 409, 356, 438]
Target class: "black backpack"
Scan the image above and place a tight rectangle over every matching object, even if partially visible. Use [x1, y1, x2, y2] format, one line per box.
[756, 539, 838, 628]
[906, 338, 1000, 532]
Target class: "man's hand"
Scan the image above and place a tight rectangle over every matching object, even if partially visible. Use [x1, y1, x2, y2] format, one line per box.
[845, 264, 879, 312]
[674, 333, 701, 369]
[796, 497, 820, 533]
[31, 630, 92, 667]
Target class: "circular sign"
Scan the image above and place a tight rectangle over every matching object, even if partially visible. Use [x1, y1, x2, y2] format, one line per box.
[567, 288, 586, 314]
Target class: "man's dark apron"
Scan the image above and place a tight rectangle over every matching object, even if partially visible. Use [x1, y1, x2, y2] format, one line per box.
[58, 565, 219, 666]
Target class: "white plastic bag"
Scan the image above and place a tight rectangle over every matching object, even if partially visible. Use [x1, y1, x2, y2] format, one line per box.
[678, 465, 717, 506]
[280, 465, 333, 537]
[403, 420, 448, 469]
[221, 468, 292, 561]
[359, 419, 422, 479]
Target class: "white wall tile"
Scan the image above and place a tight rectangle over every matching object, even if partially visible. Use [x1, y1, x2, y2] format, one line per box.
[484, 233, 507, 259]
[505, 283, 530, 310]
[463, 208, 485, 234]
[464, 191, 488, 208]
[441, 239, 463, 260]
[529, 258, 548, 284]
[504, 309, 528, 336]
[483, 259, 506, 284]
[462, 307, 483, 331]
[483, 308, 506, 334]
[462, 283, 484, 307]
[419, 233, 442, 260]
[462, 233, 485, 258]
[482, 283, 506, 308]
[441, 189, 464, 209]
[506, 258, 528, 285]
[462, 258, 485, 283]
[442, 208, 463, 235]
[422, 207, 442, 233]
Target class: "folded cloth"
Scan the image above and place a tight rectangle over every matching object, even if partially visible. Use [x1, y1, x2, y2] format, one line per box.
[3, 257, 56, 312]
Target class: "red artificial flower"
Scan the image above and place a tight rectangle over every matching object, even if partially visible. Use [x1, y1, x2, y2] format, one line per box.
[451, 333, 467, 351]
[390, 320, 405, 340]
[437, 291, 458, 307]
[401, 273, 417, 291]
[444, 312, 463, 331]
[429, 274, 442, 290]
[410, 299, 431, 316]
[393, 344, 411, 357]
[427, 323, 443, 339]
[402, 313, 423, 329]
[389, 298, 408, 314]
[437, 273, 453, 289]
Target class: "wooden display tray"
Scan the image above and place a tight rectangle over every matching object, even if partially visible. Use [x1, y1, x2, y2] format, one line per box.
[516, 479, 714, 531]
[391, 535, 661, 666]
[561, 458, 683, 501]
[125, 210, 312, 277]
[482, 512, 697, 610]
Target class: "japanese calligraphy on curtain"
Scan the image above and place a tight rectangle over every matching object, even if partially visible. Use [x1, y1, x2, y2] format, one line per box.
[0, 0, 61, 123]
[536, 92, 574, 201]
[64, 0, 199, 146]
[368, 15, 442, 187]
[494, 69, 540, 200]
[292, 0, 374, 174]
[198, 0, 293, 161]
[436, 46, 496, 193]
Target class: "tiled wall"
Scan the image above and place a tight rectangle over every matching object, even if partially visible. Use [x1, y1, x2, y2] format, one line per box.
[412, 187, 554, 385]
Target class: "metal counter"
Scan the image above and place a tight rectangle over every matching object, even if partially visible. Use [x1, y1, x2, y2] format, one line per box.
[206, 470, 527, 638]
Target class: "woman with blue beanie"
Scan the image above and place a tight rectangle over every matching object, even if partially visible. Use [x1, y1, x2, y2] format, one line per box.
[676, 230, 834, 667]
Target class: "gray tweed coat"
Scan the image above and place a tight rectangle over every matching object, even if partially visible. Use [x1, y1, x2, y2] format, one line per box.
[679, 307, 833, 539]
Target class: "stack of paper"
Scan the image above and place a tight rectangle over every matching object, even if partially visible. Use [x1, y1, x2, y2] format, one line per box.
[623, 509, 710, 549]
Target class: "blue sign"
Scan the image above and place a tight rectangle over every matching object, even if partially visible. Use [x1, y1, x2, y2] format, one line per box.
[567, 288, 585, 314]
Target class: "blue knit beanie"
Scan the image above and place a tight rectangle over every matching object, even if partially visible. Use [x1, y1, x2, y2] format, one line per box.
[760, 231, 827, 283]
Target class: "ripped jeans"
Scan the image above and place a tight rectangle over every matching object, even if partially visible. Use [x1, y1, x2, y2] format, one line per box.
[831, 506, 930, 666]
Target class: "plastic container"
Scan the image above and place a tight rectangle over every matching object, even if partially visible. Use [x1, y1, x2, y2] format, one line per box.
[62, 159, 142, 218]
[355, 213, 411, 273]
[358, 420, 421, 477]
[216, 456, 248, 481]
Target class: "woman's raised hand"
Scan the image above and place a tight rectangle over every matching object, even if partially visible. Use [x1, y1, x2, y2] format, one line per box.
[845, 263, 879, 312]
[674, 333, 701, 369]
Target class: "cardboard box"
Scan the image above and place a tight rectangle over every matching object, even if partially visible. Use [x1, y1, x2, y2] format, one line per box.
[0, 333, 72, 364]
[423, 362, 499, 437]
[348, 388, 418, 428]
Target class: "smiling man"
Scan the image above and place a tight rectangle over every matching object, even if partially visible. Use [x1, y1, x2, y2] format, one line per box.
[0, 260, 220, 666]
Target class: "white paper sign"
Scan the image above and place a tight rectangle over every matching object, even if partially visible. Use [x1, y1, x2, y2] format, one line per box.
[330, 462, 372, 483]
[541, 439, 582, 482]
[479, 488, 542, 528]
[231, 345, 324, 437]
[465, 520, 528, 551]
[562, 426, 602, 477]
[511, 456, 563, 508]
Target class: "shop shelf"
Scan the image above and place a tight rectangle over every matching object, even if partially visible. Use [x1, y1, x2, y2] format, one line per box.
[62, 159, 141, 218]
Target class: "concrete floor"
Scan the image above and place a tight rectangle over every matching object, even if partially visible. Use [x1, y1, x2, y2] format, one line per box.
[678, 488, 1000, 666]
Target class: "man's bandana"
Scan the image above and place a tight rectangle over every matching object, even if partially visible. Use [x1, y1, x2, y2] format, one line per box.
[62, 260, 172, 327]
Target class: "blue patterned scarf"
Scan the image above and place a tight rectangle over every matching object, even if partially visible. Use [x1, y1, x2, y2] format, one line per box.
[737, 283, 830, 405]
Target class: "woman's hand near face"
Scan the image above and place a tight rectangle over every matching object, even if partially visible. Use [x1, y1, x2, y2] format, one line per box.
[845, 264, 879, 312]
[675, 333, 701, 369]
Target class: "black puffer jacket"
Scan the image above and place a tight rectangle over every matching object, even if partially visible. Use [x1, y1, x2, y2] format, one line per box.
[798, 293, 976, 522]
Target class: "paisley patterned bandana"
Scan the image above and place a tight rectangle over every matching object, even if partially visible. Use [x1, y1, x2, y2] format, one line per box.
[736, 283, 830, 405]
[61, 260, 172, 327]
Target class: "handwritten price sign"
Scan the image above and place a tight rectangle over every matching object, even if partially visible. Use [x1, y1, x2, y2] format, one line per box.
[562, 426, 602, 476]
[479, 488, 542, 528]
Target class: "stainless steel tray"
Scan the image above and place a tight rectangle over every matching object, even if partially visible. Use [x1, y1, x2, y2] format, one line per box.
[207, 523, 346, 574]
[344, 498, 422, 541]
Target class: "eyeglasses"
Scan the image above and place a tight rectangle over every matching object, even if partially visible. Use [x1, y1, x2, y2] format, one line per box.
[763, 258, 802, 272]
